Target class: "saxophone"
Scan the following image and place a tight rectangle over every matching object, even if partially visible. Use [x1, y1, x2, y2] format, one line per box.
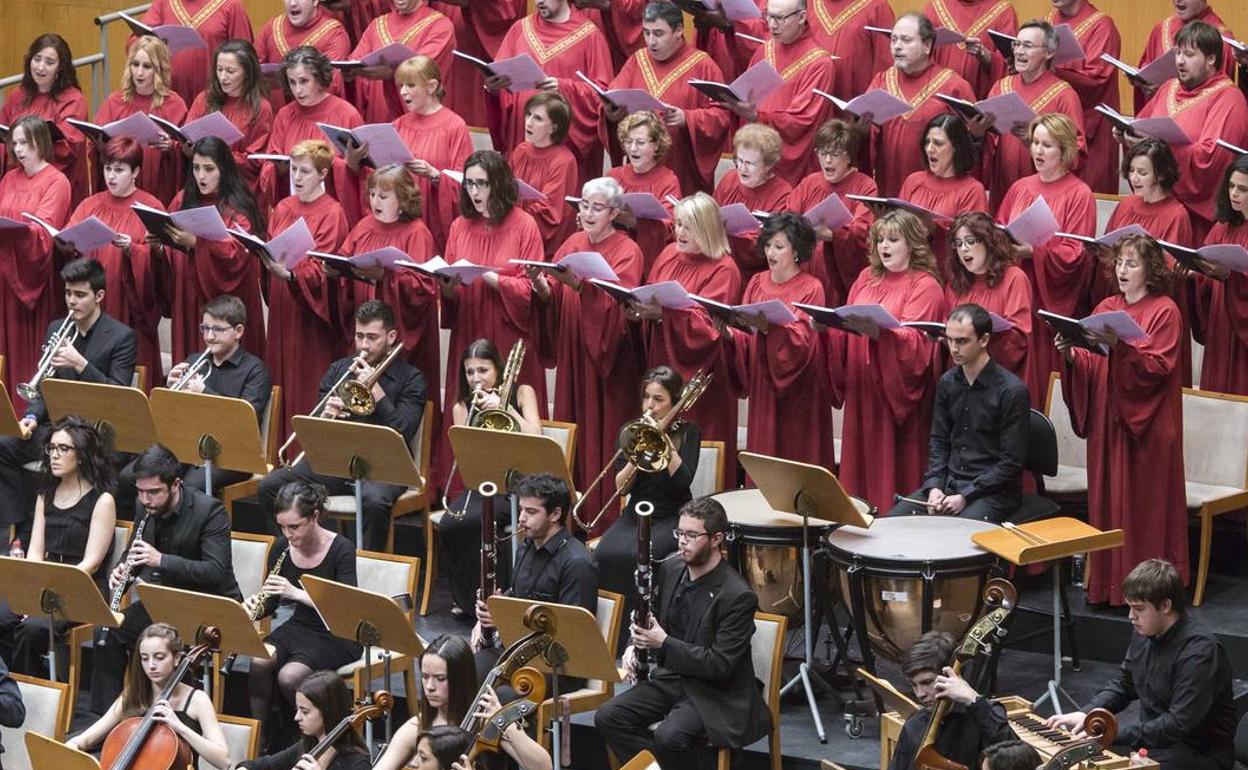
[246, 548, 289, 621]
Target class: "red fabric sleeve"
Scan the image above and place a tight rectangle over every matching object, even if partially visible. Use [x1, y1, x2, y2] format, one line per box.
[870, 278, 944, 424]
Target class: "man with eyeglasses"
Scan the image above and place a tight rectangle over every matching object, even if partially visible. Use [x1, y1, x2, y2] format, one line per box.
[165, 294, 272, 497]
[921, 0, 1016, 99]
[1132, 0, 1236, 113]
[887, 303, 1029, 522]
[596, 496, 771, 767]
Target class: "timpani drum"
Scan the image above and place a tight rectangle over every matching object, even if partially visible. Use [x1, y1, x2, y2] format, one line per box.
[825, 516, 1000, 663]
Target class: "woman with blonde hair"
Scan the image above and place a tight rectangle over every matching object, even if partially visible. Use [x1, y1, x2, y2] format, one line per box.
[713, 123, 792, 279]
[608, 110, 681, 273]
[820, 209, 945, 512]
[93, 36, 187, 204]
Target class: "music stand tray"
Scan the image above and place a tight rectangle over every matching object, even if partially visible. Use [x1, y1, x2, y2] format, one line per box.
[26, 731, 101, 770]
[0, 386, 26, 438]
[150, 389, 268, 496]
[41, 380, 156, 453]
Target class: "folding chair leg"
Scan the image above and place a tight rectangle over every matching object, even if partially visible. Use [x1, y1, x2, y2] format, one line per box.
[1194, 508, 1213, 606]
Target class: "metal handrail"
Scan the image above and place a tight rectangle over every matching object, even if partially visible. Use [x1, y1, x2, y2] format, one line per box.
[96, 4, 153, 101]
[0, 54, 106, 112]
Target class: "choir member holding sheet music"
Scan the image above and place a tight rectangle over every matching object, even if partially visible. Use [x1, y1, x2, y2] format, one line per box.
[866, 13, 975, 197]
[0, 116, 72, 406]
[256, 0, 351, 108]
[996, 113, 1096, 392]
[530, 177, 645, 531]
[692, 0, 768, 82]
[1133, 0, 1236, 112]
[604, 2, 731, 196]
[1127, 21, 1248, 236]
[790, 120, 877, 306]
[1055, 234, 1187, 606]
[817, 209, 944, 513]
[575, 0, 647, 67]
[510, 93, 580, 257]
[608, 110, 681, 273]
[808, 0, 894, 99]
[184, 40, 273, 192]
[139, 0, 253, 105]
[713, 124, 793, 280]
[898, 114, 987, 275]
[922, 0, 1016, 99]
[1190, 156, 1248, 396]
[346, 0, 455, 124]
[720, 212, 835, 468]
[433, 0, 524, 129]
[0, 35, 90, 207]
[93, 37, 188, 206]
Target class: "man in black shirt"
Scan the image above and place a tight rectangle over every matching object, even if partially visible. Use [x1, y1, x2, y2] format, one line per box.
[889, 303, 1029, 522]
[596, 497, 771, 767]
[887, 631, 1015, 770]
[89, 444, 241, 714]
[1048, 559, 1236, 770]
[166, 294, 272, 496]
[257, 300, 426, 551]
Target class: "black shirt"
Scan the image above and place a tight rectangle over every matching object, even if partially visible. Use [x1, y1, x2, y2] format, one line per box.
[26, 312, 137, 422]
[664, 559, 727, 650]
[922, 359, 1029, 502]
[179, 346, 271, 423]
[319, 354, 426, 445]
[1085, 614, 1236, 762]
[508, 528, 598, 615]
[615, 421, 700, 520]
[131, 485, 242, 600]
[888, 698, 1014, 770]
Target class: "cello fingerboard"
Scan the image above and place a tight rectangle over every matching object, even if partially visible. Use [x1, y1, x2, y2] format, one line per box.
[1005, 708, 1159, 769]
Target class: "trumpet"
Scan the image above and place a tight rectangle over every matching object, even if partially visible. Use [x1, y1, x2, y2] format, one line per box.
[17, 317, 79, 402]
[169, 349, 213, 391]
[571, 370, 711, 532]
[245, 547, 289, 621]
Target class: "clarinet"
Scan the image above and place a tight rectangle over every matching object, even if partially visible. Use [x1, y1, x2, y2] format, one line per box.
[100, 512, 149, 645]
[633, 501, 655, 681]
[479, 481, 499, 648]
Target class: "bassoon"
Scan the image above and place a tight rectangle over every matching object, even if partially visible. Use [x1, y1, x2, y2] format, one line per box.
[479, 480, 499, 647]
[633, 500, 655, 681]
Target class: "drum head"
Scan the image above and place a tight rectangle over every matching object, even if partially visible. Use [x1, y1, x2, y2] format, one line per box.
[826, 516, 998, 567]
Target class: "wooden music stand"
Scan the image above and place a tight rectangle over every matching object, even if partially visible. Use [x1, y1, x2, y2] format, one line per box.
[150, 389, 267, 497]
[293, 416, 423, 547]
[41, 380, 156, 453]
[972, 517, 1124, 714]
[738, 451, 873, 744]
[618, 750, 659, 770]
[0, 557, 120, 681]
[26, 731, 101, 770]
[0, 386, 27, 438]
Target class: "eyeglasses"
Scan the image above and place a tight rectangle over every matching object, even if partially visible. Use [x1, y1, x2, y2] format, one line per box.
[766, 9, 801, 24]
[952, 237, 982, 250]
[733, 157, 762, 170]
[46, 443, 75, 457]
[199, 324, 235, 336]
[578, 200, 613, 214]
[622, 138, 653, 149]
[816, 148, 848, 159]
[673, 529, 710, 542]
[462, 179, 490, 190]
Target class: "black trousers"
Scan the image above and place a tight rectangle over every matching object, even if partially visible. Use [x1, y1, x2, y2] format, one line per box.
[258, 461, 405, 551]
[595, 674, 709, 768]
[0, 435, 39, 531]
[888, 486, 1019, 523]
[0, 606, 74, 680]
[88, 601, 152, 714]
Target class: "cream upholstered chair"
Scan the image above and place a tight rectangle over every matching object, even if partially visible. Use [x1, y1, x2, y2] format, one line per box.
[1093, 193, 1123, 237]
[67, 521, 133, 718]
[206, 714, 261, 770]
[1042, 374, 1088, 501]
[1181, 388, 1248, 605]
[691, 440, 726, 498]
[208, 532, 276, 710]
[335, 551, 421, 701]
[2, 674, 70, 770]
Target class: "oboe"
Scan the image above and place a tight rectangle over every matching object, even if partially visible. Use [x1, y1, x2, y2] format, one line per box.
[479, 481, 499, 648]
[109, 513, 149, 612]
[633, 501, 655, 681]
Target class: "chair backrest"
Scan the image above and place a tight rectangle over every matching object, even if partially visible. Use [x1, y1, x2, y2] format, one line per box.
[206, 714, 261, 770]
[132, 365, 148, 392]
[230, 532, 276, 605]
[1235, 710, 1248, 767]
[540, 420, 578, 468]
[356, 550, 420, 619]
[691, 440, 726, 498]
[1025, 409, 1059, 477]
[593, 590, 624, 671]
[410, 400, 434, 491]
[1044, 374, 1086, 470]
[1182, 388, 1248, 489]
[751, 612, 788, 718]
[1093, 193, 1122, 237]
[1, 674, 70, 770]
[259, 386, 282, 465]
[106, 521, 134, 575]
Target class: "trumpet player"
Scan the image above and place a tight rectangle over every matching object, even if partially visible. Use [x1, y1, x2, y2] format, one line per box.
[0, 257, 135, 546]
[257, 300, 427, 551]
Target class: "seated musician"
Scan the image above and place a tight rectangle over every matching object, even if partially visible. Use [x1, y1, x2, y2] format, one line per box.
[167, 294, 272, 497]
[0, 416, 116, 678]
[981, 740, 1042, 770]
[67, 622, 230, 769]
[887, 631, 1015, 770]
[595, 497, 771, 766]
[0, 654, 26, 759]
[0, 257, 136, 546]
[257, 299, 427, 552]
[439, 338, 542, 618]
[90, 444, 242, 715]
[1047, 559, 1236, 770]
[396, 726, 473, 770]
[888, 303, 1030, 522]
[235, 670, 369, 770]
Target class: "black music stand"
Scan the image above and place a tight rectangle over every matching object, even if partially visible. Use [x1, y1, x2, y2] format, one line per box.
[41, 380, 156, 453]
[150, 389, 268, 497]
[738, 451, 873, 744]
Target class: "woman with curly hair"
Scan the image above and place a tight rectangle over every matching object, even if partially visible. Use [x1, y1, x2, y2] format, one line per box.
[608, 110, 682, 273]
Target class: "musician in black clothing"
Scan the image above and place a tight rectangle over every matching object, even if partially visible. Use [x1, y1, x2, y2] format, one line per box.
[0, 257, 136, 545]
[1048, 559, 1236, 770]
[595, 497, 771, 768]
[89, 444, 241, 715]
[257, 300, 427, 552]
[887, 631, 1014, 770]
[167, 294, 271, 496]
[0, 654, 26, 765]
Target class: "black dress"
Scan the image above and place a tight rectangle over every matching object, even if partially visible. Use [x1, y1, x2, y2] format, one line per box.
[260, 534, 363, 670]
[242, 741, 370, 770]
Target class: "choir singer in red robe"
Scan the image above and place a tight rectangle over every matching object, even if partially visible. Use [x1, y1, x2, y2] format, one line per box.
[510, 93, 579, 257]
[899, 114, 987, 275]
[256, 0, 351, 108]
[185, 41, 273, 192]
[348, 0, 455, 124]
[1191, 156, 1248, 396]
[714, 123, 793, 280]
[141, 0, 253, 105]
[809, 0, 894, 99]
[1132, 0, 1236, 113]
[1056, 234, 1187, 606]
[433, 0, 525, 129]
[608, 110, 680, 275]
[922, 0, 1016, 98]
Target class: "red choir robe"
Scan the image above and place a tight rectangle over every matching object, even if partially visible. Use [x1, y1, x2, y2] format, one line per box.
[265, 95, 365, 225]
[0, 89, 90, 207]
[996, 172, 1097, 394]
[808, 0, 894, 99]
[536, 229, 645, 532]
[432, 0, 526, 129]
[166, 191, 266, 365]
[329, 0, 386, 44]
[1192, 221, 1248, 396]
[579, 2, 647, 68]
[487, 12, 613, 186]
[66, 189, 166, 378]
[945, 266, 1035, 398]
[982, 72, 1086, 215]
[1136, 75, 1248, 230]
[266, 194, 350, 439]
[923, 0, 1016, 99]
[868, 64, 975, 197]
[350, 7, 456, 124]
[256, 9, 351, 108]
[898, 170, 988, 277]
[713, 170, 792, 280]
[94, 90, 189, 206]
[607, 45, 732, 195]
[1061, 292, 1186, 606]
[510, 141, 579, 257]
[727, 271, 835, 468]
[141, 0, 253, 106]
[391, 105, 473, 251]
[790, 169, 877, 306]
[695, 1, 768, 81]
[1134, 6, 1236, 113]
[0, 165, 70, 406]
[185, 92, 273, 192]
[608, 163, 680, 277]
[750, 34, 836, 185]
[644, 244, 743, 480]
[824, 267, 944, 512]
[1048, 3, 1121, 194]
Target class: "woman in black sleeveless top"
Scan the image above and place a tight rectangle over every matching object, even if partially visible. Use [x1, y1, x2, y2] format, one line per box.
[239, 670, 370, 770]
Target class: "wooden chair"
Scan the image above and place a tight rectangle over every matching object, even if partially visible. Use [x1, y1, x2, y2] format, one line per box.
[1181, 388, 1248, 605]
[221, 385, 283, 519]
[1042, 374, 1089, 504]
[2, 674, 71, 769]
[132, 365, 148, 392]
[66, 521, 133, 717]
[207, 714, 261, 770]
[723, 612, 788, 770]
[336, 550, 421, 701]
[691, 440, 726, 498]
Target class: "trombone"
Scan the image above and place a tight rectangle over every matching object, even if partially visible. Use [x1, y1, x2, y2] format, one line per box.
[17, 317, 79, 402]
[169, 349, 213, 391]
